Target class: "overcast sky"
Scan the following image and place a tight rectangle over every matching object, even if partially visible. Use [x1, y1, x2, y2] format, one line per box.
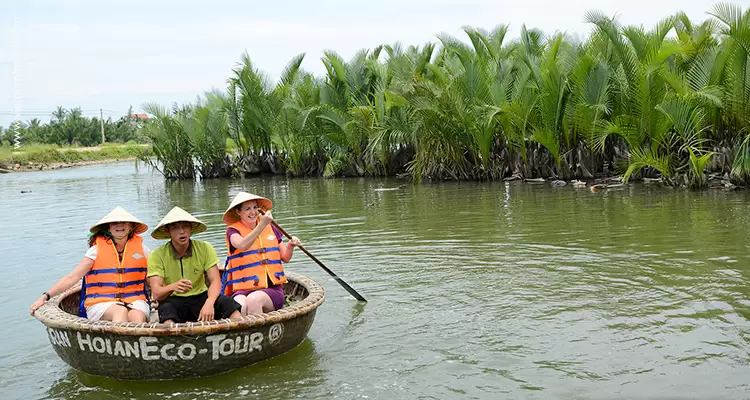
[0, 0, 742, 126]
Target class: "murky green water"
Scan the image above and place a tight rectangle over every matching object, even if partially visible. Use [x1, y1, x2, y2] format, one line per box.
[1, 162, 750, 399]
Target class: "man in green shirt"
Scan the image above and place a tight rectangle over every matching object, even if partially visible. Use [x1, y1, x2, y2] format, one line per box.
[147, 206, 241, 324]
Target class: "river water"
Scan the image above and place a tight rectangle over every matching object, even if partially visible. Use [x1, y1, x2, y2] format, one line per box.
[1, 162, 749, 399]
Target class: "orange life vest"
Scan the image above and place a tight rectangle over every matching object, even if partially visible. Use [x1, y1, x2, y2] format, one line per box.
[81, 236, 148, 311]
[222, 222, 287, 295]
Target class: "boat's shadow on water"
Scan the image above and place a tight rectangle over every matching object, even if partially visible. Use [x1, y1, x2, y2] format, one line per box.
[45, 339, 325, 399]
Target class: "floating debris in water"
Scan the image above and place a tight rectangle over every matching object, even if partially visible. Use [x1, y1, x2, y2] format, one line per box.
[590, 183, 624, 191]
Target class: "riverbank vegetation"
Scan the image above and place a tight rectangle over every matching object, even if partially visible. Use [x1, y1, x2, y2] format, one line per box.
[0, 143, 152, 172]
[140, 4, 750, 189]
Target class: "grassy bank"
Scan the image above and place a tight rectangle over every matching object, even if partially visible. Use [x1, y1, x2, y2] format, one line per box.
[0, 143, 152, 172]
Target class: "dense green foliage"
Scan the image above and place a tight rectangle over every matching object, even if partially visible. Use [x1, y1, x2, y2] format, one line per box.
[0, 107, 144, 147]
[144, 4, 750, 188]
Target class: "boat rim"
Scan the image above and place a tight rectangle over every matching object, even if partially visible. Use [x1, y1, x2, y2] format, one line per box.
[33, 272, 325, 336]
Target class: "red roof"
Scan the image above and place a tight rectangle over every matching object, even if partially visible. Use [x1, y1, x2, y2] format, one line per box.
[130, 113, 149, 120]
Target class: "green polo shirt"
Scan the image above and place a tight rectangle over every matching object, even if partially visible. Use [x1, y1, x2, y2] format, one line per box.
[147, 239, 220, 297]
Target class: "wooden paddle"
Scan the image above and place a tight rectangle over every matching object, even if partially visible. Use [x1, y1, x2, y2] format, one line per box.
[260, 210, 367, 302]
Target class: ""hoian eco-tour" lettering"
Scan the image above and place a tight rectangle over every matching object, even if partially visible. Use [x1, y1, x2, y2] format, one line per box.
[46, 324, 284, 361]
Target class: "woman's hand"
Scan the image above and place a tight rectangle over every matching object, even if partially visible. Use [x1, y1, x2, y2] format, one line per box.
[259, 211, 274, 225]
[30, 295, 47, 315]
[31, 257, 95, 315]
[288, 236, 302, 247]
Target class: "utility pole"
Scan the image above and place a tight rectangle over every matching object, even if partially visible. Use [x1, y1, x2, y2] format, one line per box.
[100, 108, 105, 144]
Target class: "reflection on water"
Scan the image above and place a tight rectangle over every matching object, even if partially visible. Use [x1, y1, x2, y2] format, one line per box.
[46, 340, 322, 400]
[2, 162, 750, 399]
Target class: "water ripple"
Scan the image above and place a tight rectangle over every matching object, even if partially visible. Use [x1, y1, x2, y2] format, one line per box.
[2, 166, 750, 399]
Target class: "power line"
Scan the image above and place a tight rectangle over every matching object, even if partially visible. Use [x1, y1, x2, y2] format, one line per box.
[0, 108, 134, 115]
[5, 110, 122, 113]
[0, 111, 126, 116]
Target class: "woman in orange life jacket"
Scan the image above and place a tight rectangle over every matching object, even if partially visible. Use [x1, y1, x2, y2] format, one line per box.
[221, 192, 301, 316]
[29, 206, 151, 322]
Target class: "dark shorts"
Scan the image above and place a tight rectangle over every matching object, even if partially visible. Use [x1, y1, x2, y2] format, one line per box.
[157, 291, 241, 323]
[232, 285, 285, 310]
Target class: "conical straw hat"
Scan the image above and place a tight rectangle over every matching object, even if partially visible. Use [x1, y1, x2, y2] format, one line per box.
[151, 206, 207, 240]
[89, 206, 148, 235]
[222, 192, 273, 224]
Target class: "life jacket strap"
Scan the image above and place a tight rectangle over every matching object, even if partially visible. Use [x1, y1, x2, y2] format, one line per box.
[84, 290, 147, 300]
[226, 247, 280, 261]
[86, 267, 147, 275]
[226, 259, 282, 275]
[83, 280, 144, 289]
[225, 275, 260, 287]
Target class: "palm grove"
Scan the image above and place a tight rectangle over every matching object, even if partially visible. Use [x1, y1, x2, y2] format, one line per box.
[1, 107, 143, 147]
[139, 4, 750, 189]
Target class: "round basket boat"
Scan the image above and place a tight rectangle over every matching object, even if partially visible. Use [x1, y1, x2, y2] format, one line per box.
[33, 272, 325, 381]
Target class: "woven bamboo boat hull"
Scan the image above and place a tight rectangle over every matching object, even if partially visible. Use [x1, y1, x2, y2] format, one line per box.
[35, 272, 325, 380]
